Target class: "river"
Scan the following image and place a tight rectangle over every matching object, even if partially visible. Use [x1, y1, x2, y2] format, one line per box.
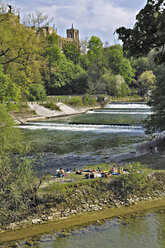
[13, 102, 165, 248]
[19, 102, 151, 174]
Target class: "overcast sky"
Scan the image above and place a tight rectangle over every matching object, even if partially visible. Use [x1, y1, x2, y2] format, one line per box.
[8, 0, 147, 44]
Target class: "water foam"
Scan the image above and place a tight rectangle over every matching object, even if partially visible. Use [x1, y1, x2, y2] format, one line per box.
[106, 103, 151, 109]
[87, 110, 151, 115]
[19, 122, 144, 133]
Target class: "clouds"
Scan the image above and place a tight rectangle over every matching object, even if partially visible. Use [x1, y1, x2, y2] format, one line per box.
[9, 0, 146, 43]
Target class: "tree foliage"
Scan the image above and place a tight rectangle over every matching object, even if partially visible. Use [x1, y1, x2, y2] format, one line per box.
[0, 105, 40, 226]
[116, 0, 165, 63]
[116, 0, 165, 132]
[0, 1, 157, 100]
[137, 70, 155, 96]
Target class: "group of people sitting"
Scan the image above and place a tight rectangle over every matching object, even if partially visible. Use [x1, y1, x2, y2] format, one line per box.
[76, 165, 128, 179]
[56, 165, 128, 179]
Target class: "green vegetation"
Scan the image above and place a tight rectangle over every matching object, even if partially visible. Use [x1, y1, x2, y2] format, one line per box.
[0, 105, 40, 227]
[0, 2, 158, 105]
[116, 0, 165, 132]
[39, 162, 155, 197]
[41, 100, 61, 111]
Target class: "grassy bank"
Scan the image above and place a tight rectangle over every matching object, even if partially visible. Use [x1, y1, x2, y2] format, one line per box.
[0, 162, 165, 245]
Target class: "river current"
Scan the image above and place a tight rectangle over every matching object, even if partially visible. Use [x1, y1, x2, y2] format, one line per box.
[9, 102, 165, 247]
[19, 102, 150, 174]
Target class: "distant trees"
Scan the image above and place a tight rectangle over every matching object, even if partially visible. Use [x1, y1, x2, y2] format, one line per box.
[137, 70, 155, 96]
[0, 1, 160, 103]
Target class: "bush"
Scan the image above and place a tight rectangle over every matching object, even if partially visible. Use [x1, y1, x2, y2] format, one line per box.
[0, 105, 40, 226]
[68, 96, 83, 106]
[41, 101, 60, 111]
[82, 94, 96, 106]
[28, 84, 47, 102]
[113, 162, 151, 198]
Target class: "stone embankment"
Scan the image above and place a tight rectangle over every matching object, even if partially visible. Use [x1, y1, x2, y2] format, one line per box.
[4, 172, 165, 232]
[13, 102, 96, 124]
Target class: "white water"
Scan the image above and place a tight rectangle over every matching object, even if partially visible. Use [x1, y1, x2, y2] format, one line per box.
[87, 110, 151, 115]
[19, 122, 144, 133]
[106, 103, 151, 109]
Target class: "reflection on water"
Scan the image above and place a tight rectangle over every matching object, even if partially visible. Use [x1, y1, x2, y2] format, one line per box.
[17, 208, 165, 248]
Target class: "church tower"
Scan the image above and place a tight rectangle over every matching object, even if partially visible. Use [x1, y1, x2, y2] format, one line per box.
[66, 24, 79, 45]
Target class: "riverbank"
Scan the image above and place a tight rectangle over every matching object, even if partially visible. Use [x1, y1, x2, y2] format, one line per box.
[11, 95, 144, 124]
[12, 102, 101, 124]
[1, 197, 165, 246]
[1, 168, 165, 245]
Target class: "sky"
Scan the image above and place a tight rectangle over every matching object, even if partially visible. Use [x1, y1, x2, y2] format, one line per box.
[8, 0, 147, 44]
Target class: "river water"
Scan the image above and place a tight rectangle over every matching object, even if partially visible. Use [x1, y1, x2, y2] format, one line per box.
[8, 102, 165, 247]
[13, 207, 165, 248]
[19, 102, 150, 174]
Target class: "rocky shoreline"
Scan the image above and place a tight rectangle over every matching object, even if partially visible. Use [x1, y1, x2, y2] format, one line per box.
[1, 172, 165, 234]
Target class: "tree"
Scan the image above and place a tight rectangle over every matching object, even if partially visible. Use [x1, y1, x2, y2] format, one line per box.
[87, 55, 107, 94]
[0, 105, 40, 226]
[22, 11, 53, 33]
[137, 70, 155, 96]
[0, 6, 44, 96]
[130, 57, 150, 80]
[28, 83, 47, 101]
[102, 71, 130, 97]
[104, 45, 134, 85]
[116, 0, 165, 63]
[144, 67, 165, 133]
[87, 36, 103, 62]
[0, 65, 21, 102]
[116, 0, 165, 132]
[62, 42, 80, 64]
[80, 37, 89, 55]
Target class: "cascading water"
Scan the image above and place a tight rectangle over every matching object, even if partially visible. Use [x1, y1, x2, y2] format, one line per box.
[19, 102, 150, 174]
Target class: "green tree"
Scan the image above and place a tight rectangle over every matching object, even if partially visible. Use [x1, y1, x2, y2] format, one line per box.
[0, 8, 44, 97]
[104, 45, 134, 85]
[144, 66, 165, 133]
[0, 65, 21, 102]
[116, 0, 165, 132]
[102, 71, 130, 97]
[0, 105, 40, 226]
[137, 70, 155, 96]
[87, 36, 103, 62]
[28, 83, 47, 101]
[116, 0, 165, 63]
[87, 55, 107, 94]
[62, 42, 80, 64]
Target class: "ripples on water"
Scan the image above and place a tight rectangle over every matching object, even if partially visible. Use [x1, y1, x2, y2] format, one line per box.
[18, 102, 150, 172]
[13, 103, 165, 247]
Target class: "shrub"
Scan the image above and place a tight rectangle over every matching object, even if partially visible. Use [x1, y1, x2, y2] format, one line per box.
[28, 84, 47, 102]
[82, 94, 96, 106]
[113, 162, 151, 198]
[41, 101, 60, 111]
[0, 105, 40, 226]
[68, 96, 83, 106]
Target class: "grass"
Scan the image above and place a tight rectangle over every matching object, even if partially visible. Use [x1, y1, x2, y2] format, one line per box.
[112, 95, 144, 102]
[41, 101, 61, 111]
[39, 162, 163, 196]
